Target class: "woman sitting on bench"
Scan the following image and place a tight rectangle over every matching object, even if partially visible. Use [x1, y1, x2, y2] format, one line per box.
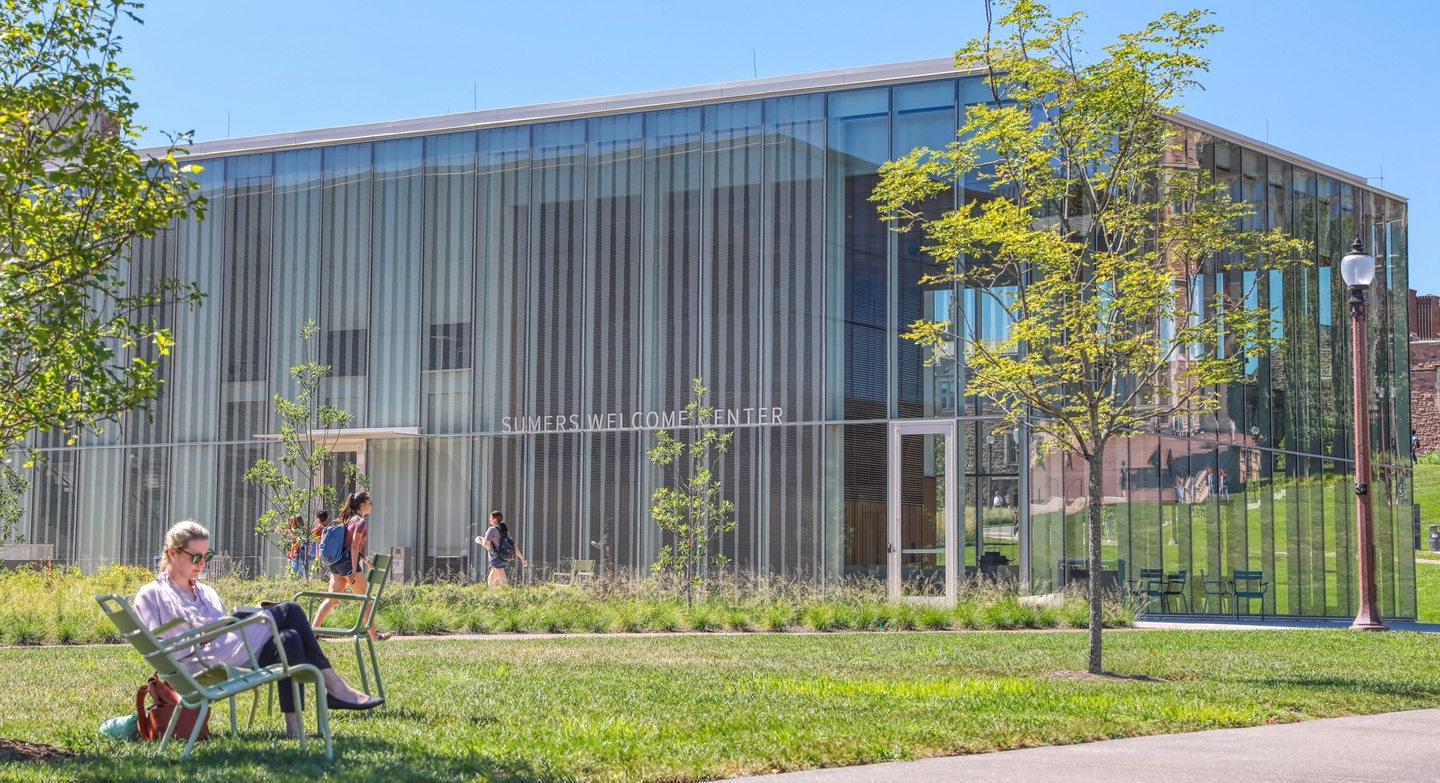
[133, 521, 383, 737]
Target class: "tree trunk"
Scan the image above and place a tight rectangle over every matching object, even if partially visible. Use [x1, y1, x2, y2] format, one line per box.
[1087, 444, 1106, 675]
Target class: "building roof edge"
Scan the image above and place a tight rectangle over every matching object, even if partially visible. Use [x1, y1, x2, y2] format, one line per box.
[133, 60, 1407, 204]
[136, 58, 969, 161]
[1171, 111, 1407, 203]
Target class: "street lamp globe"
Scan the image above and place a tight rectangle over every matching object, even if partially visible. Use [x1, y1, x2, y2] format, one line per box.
[1340, 237, 1376, 288]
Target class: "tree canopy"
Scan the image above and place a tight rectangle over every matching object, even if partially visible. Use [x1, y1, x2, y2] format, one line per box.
[0, 0, 203, 541]
[873, 0, 1305, 672]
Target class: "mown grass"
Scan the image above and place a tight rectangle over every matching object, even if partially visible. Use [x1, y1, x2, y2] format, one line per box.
[0, 565, 1128, 646]
[2, 630, 1439, 782]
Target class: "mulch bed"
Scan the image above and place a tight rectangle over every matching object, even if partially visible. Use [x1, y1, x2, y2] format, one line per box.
[0, 738, 75, 763]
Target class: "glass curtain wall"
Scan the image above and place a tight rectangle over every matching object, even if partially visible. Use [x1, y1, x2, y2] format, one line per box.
[8, 75, 1412, 616]
[1041, 130, 1415, 616]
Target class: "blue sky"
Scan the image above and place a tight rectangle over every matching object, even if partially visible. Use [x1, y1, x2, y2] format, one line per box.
[123, 0, 1434, 295]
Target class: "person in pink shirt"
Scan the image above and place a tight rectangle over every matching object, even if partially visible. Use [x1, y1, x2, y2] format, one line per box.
[132, 521, 382, 737]
[312, 490, 391, 641]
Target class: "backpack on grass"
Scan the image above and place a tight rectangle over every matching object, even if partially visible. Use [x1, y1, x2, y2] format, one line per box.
[318, 523, 347, 567]
[136, 675, 209, 743]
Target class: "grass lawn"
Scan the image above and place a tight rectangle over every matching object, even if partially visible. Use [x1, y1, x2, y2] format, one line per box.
[2, 630, 1440, 782]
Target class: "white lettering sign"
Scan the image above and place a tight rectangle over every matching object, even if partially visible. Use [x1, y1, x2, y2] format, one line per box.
[502, 406, 784, 434]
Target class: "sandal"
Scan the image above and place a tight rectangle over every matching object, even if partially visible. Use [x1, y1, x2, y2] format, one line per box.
[373, 632, 394, 641]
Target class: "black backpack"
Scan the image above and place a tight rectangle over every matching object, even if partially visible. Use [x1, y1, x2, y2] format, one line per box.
[496, 533, 516, 564]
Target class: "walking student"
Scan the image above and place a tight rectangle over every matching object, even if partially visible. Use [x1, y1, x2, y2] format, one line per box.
[477, 511, 528, 586]
[313, 491, 392, 641]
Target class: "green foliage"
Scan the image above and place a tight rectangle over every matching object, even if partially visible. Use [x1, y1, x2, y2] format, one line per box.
[0, 0, 204, 542]
[872, 1, 1304, 673]
[0, 567, 1126, 645]
[0, 457, 26, 545]
[648, 378, 735, 606]
[243, 320, 369, 565]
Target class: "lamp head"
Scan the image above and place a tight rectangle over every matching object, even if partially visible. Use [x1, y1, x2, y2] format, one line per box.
[1340, 236, 1376, 288]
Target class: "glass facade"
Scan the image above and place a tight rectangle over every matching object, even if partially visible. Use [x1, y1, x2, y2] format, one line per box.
[14, 64, 1413, 617]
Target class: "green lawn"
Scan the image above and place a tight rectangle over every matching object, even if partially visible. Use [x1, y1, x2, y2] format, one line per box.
[3, 630, 1440, 782]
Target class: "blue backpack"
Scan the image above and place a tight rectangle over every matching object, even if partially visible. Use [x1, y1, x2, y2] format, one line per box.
[317, 523, 347, 566]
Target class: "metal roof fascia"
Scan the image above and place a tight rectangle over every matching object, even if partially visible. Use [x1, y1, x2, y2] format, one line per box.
[137, 58, 973, 161]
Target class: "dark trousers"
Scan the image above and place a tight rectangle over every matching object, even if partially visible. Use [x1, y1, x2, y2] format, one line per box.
[256, 601, 332, 713]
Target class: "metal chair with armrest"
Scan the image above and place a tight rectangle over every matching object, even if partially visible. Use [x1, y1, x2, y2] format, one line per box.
[294, 552, 392, 699]
[1230, 569, 1269, 620]
[1199, 569, 1230, 614]
[553, 558, 596, 586]
[96, 593, 332, 760]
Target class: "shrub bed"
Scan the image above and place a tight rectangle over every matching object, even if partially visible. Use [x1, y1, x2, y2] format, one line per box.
[0, 564, 1134, 645]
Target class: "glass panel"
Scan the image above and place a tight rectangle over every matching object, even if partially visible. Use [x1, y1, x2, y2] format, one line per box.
[422, 132, 476, 435]
[371, 138, 424, 428]
[840, 423, 886, 578]
[827, 88, 889, 421]
[320, 143, 373, 425]
[898, 431, 948, 598]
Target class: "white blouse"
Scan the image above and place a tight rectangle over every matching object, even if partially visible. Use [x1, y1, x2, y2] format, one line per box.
[132, 572, 273, 673]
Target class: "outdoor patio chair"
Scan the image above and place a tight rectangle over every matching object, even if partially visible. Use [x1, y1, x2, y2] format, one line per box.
[553, 558, 596, 586]
[1135, 568, 1166, 613]
[295, 552, 392, 699]
[1199, 569, 1230, 614]
[1162, 570, 1190, 613]
[96, 593, 332, 761]
[1230, 569, 1270, 620]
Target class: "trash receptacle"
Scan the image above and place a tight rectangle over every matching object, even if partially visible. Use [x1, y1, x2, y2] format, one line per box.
[1429, 525, 1440, 553]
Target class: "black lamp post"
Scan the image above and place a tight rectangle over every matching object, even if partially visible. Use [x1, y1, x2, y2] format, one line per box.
[1340, 236, 1387, 631]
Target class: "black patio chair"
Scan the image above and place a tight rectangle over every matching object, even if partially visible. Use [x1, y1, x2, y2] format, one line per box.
[1231, 570, 1269, 620]
[1199, 569, 1229, 614]
[1162, 570, 1190, 613]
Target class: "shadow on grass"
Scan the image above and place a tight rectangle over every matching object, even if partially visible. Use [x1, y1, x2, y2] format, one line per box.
[34, 735, 577, 783]
[1239, 674, 1440, 700]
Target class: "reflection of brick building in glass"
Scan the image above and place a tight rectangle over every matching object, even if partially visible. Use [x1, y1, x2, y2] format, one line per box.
[1409, 290, 1439, 340]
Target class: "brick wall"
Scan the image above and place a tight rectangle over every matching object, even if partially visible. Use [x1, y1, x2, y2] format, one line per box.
[1411, 339, 1440, 457]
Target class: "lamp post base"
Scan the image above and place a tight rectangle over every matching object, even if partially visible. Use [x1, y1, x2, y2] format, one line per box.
[1350, 612, 1388, 632]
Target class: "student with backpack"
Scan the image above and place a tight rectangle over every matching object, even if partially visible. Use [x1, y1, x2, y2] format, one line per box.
[478, 511, 528, 586]
[313, 491, 392, 641]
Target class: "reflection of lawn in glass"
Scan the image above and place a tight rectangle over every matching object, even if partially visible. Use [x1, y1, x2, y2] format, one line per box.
[965, 507, 1021, 567]
[1028, 473, 1416, 618]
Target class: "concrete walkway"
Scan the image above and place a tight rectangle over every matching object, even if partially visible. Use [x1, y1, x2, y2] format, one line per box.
[1135, 616, 1440, 632]
[769, 709, 1440, 782]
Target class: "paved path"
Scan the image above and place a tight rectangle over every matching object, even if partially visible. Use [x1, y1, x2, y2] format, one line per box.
[1135, 617, 1440, 632]
[768, 709, 1440, 782]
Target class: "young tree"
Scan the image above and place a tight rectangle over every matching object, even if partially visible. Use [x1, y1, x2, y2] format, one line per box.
[649, 378, 735, 607]
[244, 320, 368, 571]
[872, 1, 1303, 673]
[0, 0, 203, 542]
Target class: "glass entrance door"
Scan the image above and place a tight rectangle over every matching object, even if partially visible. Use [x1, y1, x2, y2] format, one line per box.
[888, 420, 959, 605]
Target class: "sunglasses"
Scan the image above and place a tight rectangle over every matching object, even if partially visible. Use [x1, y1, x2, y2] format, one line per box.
[175, 547, 216, 565]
